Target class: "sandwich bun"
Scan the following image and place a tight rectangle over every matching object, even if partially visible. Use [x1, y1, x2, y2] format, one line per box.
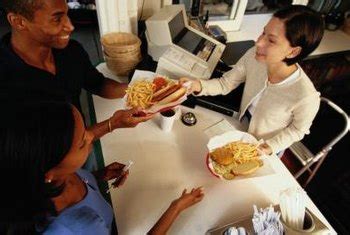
[157, 86, 187, 105]
[223, 172, 235, 180]
[152, 84, 179, 102]
[231, 160, 260, 176]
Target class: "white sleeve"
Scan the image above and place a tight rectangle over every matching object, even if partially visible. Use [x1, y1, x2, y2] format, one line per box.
[265, 93, 321, 153]
[196, 47, 253, 96]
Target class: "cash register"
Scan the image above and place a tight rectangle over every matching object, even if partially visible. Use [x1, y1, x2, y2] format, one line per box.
[145, 4, 225, 80]
[145, 4, 254, 116]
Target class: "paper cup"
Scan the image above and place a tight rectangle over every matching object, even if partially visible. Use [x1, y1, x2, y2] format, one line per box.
[160, 109, 176, 132]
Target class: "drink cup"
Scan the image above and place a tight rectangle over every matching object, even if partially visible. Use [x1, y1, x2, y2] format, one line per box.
[160, 109, 176, 132]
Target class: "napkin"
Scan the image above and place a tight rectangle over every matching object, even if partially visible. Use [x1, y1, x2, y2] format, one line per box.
[223, 226, 247, 235]
[252, 205, 284, 235]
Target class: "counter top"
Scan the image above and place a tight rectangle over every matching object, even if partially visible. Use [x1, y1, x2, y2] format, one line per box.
[92, 65, 336, 234]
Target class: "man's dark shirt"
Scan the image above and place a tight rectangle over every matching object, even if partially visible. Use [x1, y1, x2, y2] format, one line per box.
[0, 32, 106, 111]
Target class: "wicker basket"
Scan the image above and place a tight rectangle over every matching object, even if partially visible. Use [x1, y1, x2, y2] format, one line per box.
[101, 32, 141, 55]
[104, 49, 141, 59]
[104, 53, 141, 76]
[101, 32, 142, 76]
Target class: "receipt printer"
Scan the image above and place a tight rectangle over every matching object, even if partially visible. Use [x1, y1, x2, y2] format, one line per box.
[145, 4, 225, 80]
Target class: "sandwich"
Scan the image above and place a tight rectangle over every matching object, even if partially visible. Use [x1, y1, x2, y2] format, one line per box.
[209, 141, 262, 180]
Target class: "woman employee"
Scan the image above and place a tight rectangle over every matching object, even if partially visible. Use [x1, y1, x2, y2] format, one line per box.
[182, 5, 324, 155]
[0, 102, 204, 235]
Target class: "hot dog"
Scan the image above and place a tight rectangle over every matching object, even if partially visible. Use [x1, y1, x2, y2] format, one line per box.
[153, 77, 168, 92]
[157, 86, 187, 105]
[152, 84, 181, 102]
[126, 76, 186, 109]
[151, 77, 186, 105]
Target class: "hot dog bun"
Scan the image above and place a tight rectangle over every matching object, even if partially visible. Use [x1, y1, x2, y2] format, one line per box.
[157, 86, 187, 105]
[152, 84, 179, 102]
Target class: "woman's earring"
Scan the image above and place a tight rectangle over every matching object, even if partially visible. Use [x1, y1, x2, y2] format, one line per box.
[46, 178, 52, 183]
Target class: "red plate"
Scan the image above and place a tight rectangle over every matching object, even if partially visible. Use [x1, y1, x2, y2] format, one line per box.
[206, 153, 221, 179]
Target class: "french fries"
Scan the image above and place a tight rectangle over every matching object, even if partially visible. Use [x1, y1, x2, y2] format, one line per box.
[125, 80, 155, 109]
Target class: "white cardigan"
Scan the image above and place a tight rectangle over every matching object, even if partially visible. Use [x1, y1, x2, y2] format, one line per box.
[198, 47, 320, 153]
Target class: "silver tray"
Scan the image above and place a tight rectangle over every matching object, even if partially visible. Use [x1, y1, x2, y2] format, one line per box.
[206, 205, 331, 235]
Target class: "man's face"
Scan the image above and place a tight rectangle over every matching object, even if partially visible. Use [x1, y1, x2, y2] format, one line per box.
[24, 0, 74, 49]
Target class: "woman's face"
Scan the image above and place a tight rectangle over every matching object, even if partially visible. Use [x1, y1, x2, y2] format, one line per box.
[46, 106, 93, 181]
[255, 17, 299, 65]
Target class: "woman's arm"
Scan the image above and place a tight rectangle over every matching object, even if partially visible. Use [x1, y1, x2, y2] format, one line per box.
[195, 48, 255, 96]
[148, 187, 204, 235]
[264, 94, 321, 154]
[180, 47, 254, 97]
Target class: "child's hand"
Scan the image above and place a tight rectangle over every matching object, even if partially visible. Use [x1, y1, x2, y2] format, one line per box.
[172, 187, 204, 212]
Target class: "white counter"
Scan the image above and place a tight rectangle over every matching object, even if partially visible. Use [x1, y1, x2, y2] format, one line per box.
[226, 14, 350, 56]
[91, 13, 347, 233]
[92, 67, 336, 234]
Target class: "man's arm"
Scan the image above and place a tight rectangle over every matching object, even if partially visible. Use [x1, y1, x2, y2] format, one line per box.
[87, 108, 154, 142]
[95, 78, 128, 99]
[74, 40, 128, 99]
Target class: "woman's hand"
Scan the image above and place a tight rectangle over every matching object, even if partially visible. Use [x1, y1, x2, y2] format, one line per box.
[171, 187, 204, 212]
[94, 162, 129, 188]
[111, 108, 154, 129]
[258, 143, 273, 155]
[179, 77, 202, 94]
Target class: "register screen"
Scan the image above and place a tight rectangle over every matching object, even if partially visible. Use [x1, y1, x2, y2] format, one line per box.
[177, 31, 216, 61]
[177, 31, 202, 53]
[169, 12, 185, 40]
[169, 11, 216, 61]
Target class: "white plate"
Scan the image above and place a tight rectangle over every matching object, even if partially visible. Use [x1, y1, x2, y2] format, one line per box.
[206, 130, 275, 180]
[123, 70, 191, 114]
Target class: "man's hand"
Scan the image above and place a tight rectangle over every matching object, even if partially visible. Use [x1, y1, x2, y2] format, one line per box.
[179, 77, 202, 94]
[171, 187, 204, 212]
[94, 162, 129, 188]
[87, 108, 154, 143]
[111, 108, 154, 129]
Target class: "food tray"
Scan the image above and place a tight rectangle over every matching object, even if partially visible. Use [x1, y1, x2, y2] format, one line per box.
[205, 205, 330, 235]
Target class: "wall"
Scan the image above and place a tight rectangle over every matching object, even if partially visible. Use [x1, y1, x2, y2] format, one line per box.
[96, 0, 138, 35]
[96, 0, 172, 35]
[137, 0, 173, 20]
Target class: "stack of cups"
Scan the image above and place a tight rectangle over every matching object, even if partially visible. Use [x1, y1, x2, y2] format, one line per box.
[101, 32, 142, 76]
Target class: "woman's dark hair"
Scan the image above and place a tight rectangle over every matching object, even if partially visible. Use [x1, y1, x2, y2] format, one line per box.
[273, 5, 324, 65]
[0, 101, 75, 234]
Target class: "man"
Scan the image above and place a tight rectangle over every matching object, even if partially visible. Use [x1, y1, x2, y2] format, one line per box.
[0, 0, 152, 140]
